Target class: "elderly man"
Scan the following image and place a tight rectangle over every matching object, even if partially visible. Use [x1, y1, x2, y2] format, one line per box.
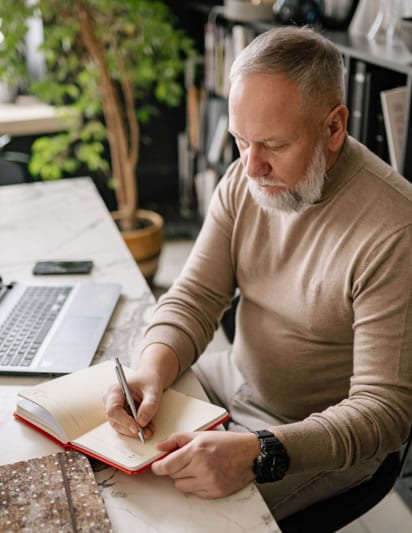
[104, 26, 412, 520]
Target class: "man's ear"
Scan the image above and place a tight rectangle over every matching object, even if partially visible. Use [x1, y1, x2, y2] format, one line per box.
[326, 104, 348, 152]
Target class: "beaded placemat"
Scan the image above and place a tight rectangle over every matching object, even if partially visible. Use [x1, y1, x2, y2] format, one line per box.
[0, 450, 113, 532]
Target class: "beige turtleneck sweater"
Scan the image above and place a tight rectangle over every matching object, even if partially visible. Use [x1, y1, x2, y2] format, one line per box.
[143, 137, 412, 475]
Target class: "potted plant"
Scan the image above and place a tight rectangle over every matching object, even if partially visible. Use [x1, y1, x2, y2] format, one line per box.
[0, 4, 30, 103]
[0, 0, 195, 280]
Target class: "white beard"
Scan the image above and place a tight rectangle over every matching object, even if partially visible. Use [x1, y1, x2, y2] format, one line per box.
[247, 141, 327, 214]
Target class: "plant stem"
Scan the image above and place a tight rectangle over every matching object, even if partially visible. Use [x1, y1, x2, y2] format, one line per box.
[76, 0, 138, 230]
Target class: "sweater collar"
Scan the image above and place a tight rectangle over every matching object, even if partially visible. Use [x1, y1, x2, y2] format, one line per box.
[319, 136, 363, 202]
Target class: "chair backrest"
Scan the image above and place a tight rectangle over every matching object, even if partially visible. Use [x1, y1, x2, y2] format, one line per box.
[0, 159, 26, 185]
[399, 426, 412, 477]
[278, 451, 401, 533]
[279, 428, 412, 533]
[220, 293, 239, 343]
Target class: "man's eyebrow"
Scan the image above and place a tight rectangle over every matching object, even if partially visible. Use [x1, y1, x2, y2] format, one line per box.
[228, 128, 240, 138]
[228, 130, 287, 144]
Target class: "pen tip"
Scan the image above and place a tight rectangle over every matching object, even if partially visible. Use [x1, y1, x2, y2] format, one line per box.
[139, 429, 145, 444]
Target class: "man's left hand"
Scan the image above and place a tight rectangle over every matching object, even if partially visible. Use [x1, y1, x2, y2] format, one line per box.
[151, 431, 259, 498]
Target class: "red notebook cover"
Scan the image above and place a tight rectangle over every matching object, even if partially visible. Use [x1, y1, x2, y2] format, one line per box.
[14, 410, 230, 475]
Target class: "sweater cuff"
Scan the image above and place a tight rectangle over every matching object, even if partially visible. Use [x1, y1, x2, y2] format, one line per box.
[277, 418, 337, 475]
[142, 324, 197, 375]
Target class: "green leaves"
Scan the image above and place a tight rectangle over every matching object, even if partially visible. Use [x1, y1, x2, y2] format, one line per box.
[0, 2, 33, 86]
[29, 134, 76, 180]
[77, 142, 109, 172]
[79, 121, 106, 142]
[1, 0, 196, 213]
[29, 132, 109, 181]
[155, 80, 182, 107]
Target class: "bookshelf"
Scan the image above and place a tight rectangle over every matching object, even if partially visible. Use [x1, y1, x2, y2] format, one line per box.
[318, 29, 412, 178]
[183, 3, 412, 212]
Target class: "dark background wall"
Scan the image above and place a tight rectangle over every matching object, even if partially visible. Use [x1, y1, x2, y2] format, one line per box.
[138, 1, 219, 210]
[1, 2, 219, 216]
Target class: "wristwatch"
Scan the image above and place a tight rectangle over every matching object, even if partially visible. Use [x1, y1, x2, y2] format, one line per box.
[253, 430, 290, 483]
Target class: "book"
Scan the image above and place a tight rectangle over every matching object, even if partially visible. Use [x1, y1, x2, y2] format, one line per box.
[232, 24, 248, 59]
[205, 97, 228, 159]
[348, 60, 368, 141]
[380, 86, 408, 172]
[195, 168, 218, 218]
[359, 66, 404, 162]
[207, 114, 229, 165]
[214, 24, 226, 97]
[185, 55, 204, 151]
[14, 360, 230, 475]
[204, 21, 215, 93]
[0, 450, 112, 532]
[373, 111, 389, 162]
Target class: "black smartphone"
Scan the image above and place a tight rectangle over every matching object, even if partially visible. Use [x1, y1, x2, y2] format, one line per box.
[32, 260, 94, 275]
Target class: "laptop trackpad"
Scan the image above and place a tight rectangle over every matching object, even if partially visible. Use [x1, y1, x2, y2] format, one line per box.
[52, 316, 103, 343]
[39, 316, 104, 372]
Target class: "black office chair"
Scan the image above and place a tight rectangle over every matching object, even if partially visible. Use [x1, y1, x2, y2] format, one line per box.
[220, 295, 412, 532]
[278, 450, 404, 533]
[0, 134, 29, 185]
[0, 159, 26, 185]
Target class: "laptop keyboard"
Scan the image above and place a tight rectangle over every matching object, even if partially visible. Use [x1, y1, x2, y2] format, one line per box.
[0, 286, 72, 367]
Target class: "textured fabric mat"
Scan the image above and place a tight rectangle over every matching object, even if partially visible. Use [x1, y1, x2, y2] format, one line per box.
[0, 450, 113, 532]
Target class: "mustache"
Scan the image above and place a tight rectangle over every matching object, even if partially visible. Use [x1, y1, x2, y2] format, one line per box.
[246, 175, 286, 187]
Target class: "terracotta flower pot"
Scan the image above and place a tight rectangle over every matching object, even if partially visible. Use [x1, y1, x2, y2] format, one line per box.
[112, 209, 164, 284]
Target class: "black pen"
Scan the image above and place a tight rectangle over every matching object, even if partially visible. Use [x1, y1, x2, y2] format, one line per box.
[0, 278, 15, 304]
[115, 357, 145, 444]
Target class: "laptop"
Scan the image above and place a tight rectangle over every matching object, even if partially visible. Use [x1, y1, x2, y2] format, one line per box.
[0, 278, 121, 375]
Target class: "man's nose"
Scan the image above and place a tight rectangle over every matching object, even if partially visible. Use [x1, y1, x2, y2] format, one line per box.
[244, 143, 270, 178]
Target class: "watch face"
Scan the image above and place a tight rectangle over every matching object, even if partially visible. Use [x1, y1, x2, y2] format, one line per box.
[253, 431, 290, 483]
[270, 456, 278, 477]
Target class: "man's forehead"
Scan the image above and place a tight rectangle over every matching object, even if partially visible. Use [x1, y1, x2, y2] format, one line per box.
[228, 125, 288, 144]
[229, 71, 298, 93]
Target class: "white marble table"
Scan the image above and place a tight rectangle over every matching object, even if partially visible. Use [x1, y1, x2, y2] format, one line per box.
[0, 101, 69, 136]
[0, 178, 279, 532]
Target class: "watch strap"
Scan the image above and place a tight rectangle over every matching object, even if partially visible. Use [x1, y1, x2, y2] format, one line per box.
[253, 430, 290, 483]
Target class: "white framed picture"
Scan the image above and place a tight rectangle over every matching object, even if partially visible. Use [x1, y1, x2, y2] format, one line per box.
[380, 86, 408, 172]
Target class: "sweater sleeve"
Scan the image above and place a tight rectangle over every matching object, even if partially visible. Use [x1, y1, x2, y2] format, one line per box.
[141, 162, 242, 373]
[279, 226, 412, 474]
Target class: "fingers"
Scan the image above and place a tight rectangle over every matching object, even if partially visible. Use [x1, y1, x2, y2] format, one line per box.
[156, 433, 193, 452]
[103, 379, 162, 438]
[136, 388, 161, 429]
[152, 446, 192, 477]
[151, 433, 226, 498]
[152, 433, 194, 476]
[103, 383, 139, 437]
[151, 431, 258, 500]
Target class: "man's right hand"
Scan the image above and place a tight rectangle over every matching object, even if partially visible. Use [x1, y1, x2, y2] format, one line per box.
[103, 370, 162, 438]
[103, 343, 180, 438]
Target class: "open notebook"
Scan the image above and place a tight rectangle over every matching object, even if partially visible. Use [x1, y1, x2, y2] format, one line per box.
[0, 279, 121, 375]
[14, 360, 230, 474]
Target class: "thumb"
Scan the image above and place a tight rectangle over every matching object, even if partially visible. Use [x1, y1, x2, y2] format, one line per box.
[156, 432, 194, 452]
[136, 387, 162, 428]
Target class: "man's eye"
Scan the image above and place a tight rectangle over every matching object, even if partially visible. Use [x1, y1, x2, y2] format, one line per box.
[264, 143, 286, 152]
[236, 138, 249, 149]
